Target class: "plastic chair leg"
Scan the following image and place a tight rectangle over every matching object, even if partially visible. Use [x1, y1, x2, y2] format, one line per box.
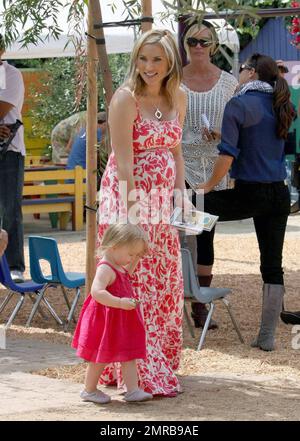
[61, 285, 77, 324]
[197, 302, 215, 351]
[64, 287, 81, 332]
[222, 298, 244, 344]
[26, 285, 52, 327]
[61, 285, 71, 311]
[41, 297, 64, 326]
[5, 295, 25, 329]
[28, 293, 48, 319]
[0, 292, 14, 314]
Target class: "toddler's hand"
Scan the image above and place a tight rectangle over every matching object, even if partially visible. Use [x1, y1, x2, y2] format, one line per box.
[120, 297, 137, 310]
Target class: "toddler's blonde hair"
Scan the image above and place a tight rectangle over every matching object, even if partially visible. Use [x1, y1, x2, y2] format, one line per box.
[98, 223, 148, 257]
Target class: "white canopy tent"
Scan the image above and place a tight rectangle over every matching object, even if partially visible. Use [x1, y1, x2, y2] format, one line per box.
[2, 0, 239, 75]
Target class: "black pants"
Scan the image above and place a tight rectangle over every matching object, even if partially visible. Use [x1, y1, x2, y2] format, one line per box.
[203, 180, 290, 285]
[0, 152, 25, 272]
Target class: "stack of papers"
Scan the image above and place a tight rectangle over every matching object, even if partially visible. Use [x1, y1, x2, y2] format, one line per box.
[170, 207, 219, 235]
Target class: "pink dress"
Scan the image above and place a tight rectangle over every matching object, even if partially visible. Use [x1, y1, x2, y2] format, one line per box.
[72, 261, 146, 363]
[97, 99, 184, 396]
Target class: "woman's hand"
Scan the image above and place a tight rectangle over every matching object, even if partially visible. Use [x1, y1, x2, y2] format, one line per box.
[174, 191, 196, 222]
[0, 125, 10, 140]
[119, 297, 138, 310]
[174, 191, 195, 211]
[196, 182, 214, 194]
[202, 128, 221, 142]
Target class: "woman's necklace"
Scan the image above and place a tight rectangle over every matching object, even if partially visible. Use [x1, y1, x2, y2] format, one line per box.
[154, 102, 162, 120]
[149, 95, 162, 120]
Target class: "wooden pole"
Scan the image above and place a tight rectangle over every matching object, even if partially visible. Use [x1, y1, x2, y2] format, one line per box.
[141, 0, 152, 33]
[85, 0, 98, 295]
[90, 0, 114, 106]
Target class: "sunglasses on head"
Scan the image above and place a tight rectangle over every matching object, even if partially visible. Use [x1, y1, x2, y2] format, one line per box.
[239, 63, 255, 74]
[186, 37, 213, 48]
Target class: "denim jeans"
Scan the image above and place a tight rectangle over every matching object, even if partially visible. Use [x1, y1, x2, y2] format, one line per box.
[0, 152, 25, 272]
[204, 181, 290, 285]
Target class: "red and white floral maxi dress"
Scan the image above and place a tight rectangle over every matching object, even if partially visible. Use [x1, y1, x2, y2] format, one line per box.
[97, 104, 184, 397]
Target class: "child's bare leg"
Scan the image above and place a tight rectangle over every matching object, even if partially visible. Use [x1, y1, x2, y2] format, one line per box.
[121, 359, 153, 402]
[85, 362, 106, 393]
[121, 360, 138, 392]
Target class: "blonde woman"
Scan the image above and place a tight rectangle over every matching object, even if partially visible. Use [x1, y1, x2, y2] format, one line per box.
[97, 29, 188, 397]
[181, 20, 238, 329]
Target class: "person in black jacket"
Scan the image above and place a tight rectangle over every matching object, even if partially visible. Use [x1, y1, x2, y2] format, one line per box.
[197, 53, 295, 350]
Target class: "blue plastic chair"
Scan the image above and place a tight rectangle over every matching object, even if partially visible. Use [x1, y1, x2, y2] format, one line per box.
[28, 236, 85, 331]
[0, 254, 63, 329]
[181, 247, 244, 350]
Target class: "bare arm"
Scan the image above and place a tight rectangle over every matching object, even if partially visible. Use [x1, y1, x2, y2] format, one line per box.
[91, 264, 136, 310]
[0, 101, 14, 120]
[65, 136, 73, 154]
[172, 89, 194, 211]
[108, 89, 137, 211]
[172, 88, 187, 194]
[197, 155, 234, 193]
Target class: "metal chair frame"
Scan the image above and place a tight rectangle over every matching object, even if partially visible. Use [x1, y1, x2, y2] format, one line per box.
[28, 236, 85, 331]
[181, 247, 244, 350]
[0, 254, 63, 329]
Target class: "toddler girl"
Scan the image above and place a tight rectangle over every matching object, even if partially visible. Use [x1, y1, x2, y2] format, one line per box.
[72, 223, 152, 403]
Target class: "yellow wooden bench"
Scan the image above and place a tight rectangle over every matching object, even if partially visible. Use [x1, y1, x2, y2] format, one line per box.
[25, 155, 43, 167]
[22, 166, 86, 231]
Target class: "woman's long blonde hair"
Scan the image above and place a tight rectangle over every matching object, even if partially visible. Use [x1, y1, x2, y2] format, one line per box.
[98, 223, 148, 257]
[124, 29, 182, 108]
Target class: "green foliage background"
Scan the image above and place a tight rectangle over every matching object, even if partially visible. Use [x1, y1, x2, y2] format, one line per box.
[26, 53, 130, 141]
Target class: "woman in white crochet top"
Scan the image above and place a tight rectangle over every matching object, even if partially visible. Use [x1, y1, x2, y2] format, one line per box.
[181, 20, 238, 329]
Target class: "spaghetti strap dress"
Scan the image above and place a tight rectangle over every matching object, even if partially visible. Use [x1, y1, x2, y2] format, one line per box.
[97, 92, 184, 396]
[72, 261, 146, 363]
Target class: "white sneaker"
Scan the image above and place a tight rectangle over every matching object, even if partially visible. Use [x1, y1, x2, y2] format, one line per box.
[80, 389, 111, 404]
[10, 270, 25, 283]
[124, 388, 153, 402]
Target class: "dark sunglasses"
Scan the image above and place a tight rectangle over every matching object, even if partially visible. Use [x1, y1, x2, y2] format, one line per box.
[239, 63, 255, 74]
[186, 37, 213, 48]
[278, 65, 289, 74]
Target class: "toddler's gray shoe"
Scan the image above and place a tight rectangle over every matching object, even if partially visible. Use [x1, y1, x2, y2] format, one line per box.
[80, 389, 111, 404]
[124, 388, 153, 402]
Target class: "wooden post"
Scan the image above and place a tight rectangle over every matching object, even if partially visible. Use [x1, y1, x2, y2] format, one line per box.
[85, 0, 98, 295]
[74, 166, 84, 232]
[90, 0, 114, 106]
[141, 0, 152, 33]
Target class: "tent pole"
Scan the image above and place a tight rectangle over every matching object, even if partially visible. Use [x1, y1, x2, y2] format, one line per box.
[85, 0, 98, 295]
